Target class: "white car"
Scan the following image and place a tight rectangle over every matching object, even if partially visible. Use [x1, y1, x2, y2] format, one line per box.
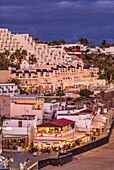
[0, 156, 8, 167]
[0, 156, 6, 164]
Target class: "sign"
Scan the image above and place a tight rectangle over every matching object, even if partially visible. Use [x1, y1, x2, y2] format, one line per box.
[37, 133, 62, 138]
[0, 127, 12, 131]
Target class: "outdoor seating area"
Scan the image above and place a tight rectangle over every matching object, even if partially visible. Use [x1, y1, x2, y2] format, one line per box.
[2, 138, 27, 151]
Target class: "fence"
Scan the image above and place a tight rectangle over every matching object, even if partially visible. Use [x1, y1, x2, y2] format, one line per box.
[38, 153, 73, 169]
[62, 119, 114, 156]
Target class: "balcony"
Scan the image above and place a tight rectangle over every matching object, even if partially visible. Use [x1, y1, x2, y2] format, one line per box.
[14, 90, 19, 93]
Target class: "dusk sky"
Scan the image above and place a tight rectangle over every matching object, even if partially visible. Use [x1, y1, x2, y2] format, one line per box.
[1, 0, 114, 44]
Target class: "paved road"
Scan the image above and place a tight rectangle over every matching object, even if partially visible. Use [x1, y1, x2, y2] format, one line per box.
[2, 151, 36, 169]
[42, 129, 114, 170]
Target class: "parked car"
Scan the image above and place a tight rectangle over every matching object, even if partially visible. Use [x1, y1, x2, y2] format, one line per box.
[0, 156, 6, 164]
[0, 156, 8, 167]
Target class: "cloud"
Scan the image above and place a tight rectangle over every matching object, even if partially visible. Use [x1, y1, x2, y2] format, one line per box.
[0, 0, 114, 44]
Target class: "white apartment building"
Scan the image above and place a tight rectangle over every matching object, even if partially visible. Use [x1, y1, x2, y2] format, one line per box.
[0, 28, 72, 65]
[0, 83, 20, 97]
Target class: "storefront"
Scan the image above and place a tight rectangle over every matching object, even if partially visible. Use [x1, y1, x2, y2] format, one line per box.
[2, 135, 28, 151]
[34, 118, 86, 152]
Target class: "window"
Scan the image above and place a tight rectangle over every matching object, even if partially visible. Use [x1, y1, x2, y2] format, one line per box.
[50, 105, 52, 110]
[18, 121, 22, 127]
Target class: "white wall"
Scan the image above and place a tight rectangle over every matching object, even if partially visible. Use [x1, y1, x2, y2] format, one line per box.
[3, 118, 37, 128]
[56, 107, 87, 115]
[10, 103, 43, 119]
[44, 102, 59, 112]
[57, 114, 93, 131]
[3, 118, 37, 144]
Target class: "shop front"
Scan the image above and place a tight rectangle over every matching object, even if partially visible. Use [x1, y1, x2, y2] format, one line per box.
[2, 135, 29, 152]
[34, 118, 86, 152]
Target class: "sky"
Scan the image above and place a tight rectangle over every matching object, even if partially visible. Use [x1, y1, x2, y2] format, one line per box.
[1, 0, 114, 44]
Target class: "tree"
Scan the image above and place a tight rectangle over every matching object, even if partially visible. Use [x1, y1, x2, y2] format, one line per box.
[7, 78, 21, 87]
[14, 49, 23, 63]
[10, 53, 15, 64]
[34, 38, 40, 44]
[0, 58, 10, 70]
[3, 50, 10, 58]
[100, 40, 110, 48]
[21, 50, 27, 60]
[55, 87, 65, 103]
[78, 38, 89, 46]
[47, 39, 68, 46]
[80, 89, 93, 98]
[29, 55, 37, 64]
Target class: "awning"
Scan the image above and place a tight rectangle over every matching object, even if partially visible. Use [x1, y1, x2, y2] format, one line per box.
[3, 135, 28, 140]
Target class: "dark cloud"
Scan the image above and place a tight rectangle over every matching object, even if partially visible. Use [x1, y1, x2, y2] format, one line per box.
[0, 0, 114, 44]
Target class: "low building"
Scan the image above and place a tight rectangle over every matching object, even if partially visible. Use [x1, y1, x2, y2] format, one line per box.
[2, 115, 37, 151]
[10, 94, 44, 121]
[20, 60, 35, 69]
[44, 101, 59, 120]
[0, 83, 20, 97]
[57, 109, 94, 131]
[34, 118, 85, 149]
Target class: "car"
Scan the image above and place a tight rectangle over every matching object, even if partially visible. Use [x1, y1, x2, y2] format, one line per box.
[0, 156, 6, 164]
[0, 156, 8, 167]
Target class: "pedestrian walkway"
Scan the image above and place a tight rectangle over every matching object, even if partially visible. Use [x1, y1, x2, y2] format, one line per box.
[2, 151, 58, 170]
[2, 151, 37, 169]
[41, 125, 114, 170]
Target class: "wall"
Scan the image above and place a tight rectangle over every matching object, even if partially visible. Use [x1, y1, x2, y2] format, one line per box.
[0, 135, 2, 154]
[3, 118, 37, 128]
[44, 102, 59, 112]
[0, 70, 10, 83]
[57, 114, 93, 131]
[38, 153, 73, 169]
[10, 102, 43, 119]
[100, 90, 114, 108]
[0, 96, 10, 117]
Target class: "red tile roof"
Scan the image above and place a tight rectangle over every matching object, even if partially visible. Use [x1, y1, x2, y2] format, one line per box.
[50, 118, 75, 127]
[38, 118, 75, 127]
[79, 109, 93, 114]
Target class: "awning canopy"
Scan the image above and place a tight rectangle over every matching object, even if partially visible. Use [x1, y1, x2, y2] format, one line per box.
[3, 135, 28, 140]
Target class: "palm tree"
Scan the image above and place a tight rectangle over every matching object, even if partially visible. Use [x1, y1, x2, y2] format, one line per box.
[29, 54, 37, 64]
[21, 50, 27, 60]
[7, 78, 21, 87]
[78, 38, 89, 46]
[10, 53, 15, 64]
[3, 50, 10, 58]
[14, 49, 23, 63]
[55, 87, 65, 103]
[34, 38, 40, 44]
[0, 58, 10, 70]
[100, 40, 110, 48]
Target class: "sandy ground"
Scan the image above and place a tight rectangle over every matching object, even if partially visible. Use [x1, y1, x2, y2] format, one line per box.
[41, 129, 114, 170]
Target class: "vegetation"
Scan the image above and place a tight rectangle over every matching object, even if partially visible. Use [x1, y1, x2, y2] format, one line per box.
[80, 89, 93, 98]
[55, 87, 65, 102]
[6, 78, 21, 87]
[29, 55, 37, 64]
[78, 38, 89, 46]
[46, 39, 68, 46]
[100, 40, 110, 48]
